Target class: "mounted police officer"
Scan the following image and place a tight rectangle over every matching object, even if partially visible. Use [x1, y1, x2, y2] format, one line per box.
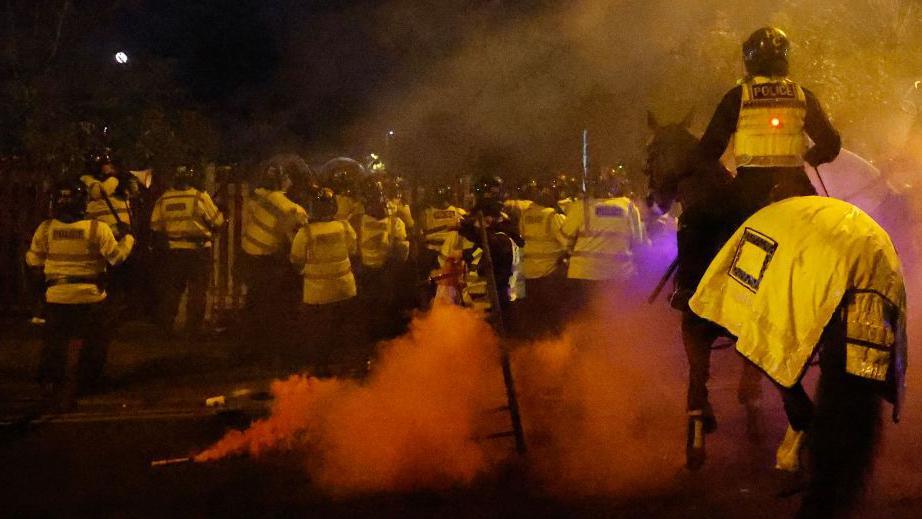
[697, 27, 841, 222]
[26, 180, 135, 398]
[150, 165, 224, 336]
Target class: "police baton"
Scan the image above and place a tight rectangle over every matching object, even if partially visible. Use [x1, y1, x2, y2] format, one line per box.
[648, 256, 679, 304]
[812, 164, 830, 197]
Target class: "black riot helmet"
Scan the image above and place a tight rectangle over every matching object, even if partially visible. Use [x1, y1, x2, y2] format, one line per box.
[173, 165, 201, 189]
[743, 27, 790, 77]
[259, 154, 311, 191]
[363, 180, 389, 219]
[552, 173, 579, 200]
[310, 187, 339, 222]
[51, 179, 88, 223]
[320, 157, 367, 196]
[472, 174, 503, 206]
[533, 181, 559, 209]
[429, 184, 453, 208]
[85, 148, 116, 179]
[518, 178, 539, 202]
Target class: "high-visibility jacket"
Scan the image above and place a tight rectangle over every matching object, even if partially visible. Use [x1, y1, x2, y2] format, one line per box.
[733, 76, 808, 168]
[241, 188, 307, 256]
[86, 196, 132, 239]
[387, 199, 415, 232]
[26, 218, 135, 304]
[563, 197, 646, 281]
[690, 197, 906, 402]
[335, 194, 364, 223]
[503, 199, 533, 224]
[558, 197, 576, 216]
[151, 188, 224, 250]
[290, 220, 357, 305]
[518, 204, 568, 279]
[359, 213, 409, 269]
[80, 175, 119, 200]
[420, 205, 465, 252]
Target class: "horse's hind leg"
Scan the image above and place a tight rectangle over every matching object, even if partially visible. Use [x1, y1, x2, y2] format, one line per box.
[737, 359, 764, 443]
[681, 312, 721, 469]
[798, 324, 883, 517]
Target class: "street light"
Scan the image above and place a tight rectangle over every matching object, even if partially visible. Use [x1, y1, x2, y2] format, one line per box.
[114, 51, 129, 65]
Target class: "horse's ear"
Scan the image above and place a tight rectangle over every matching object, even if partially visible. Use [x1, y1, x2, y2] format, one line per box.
[646, 110, 659, 130]
[680, 109, 695, 129]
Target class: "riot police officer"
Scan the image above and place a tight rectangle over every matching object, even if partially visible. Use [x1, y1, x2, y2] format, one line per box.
[26, 180, 135, 398]
[698, 27, 841, 222]
[150, 165, 224, 336]
[290, 188, 360, 373]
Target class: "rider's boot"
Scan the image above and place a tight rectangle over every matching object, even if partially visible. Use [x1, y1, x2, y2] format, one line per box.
[686, 409, 707, 470]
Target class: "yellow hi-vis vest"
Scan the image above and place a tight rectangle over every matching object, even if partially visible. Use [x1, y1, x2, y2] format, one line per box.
[563, 197, 645, 281]
[421, 206, 465, 252]
[733, 76, 808, 168]
[241, 188, 307, 256]
[518, 204, 568, 279]
[290, 220, 357, 305]
[80, 175, 119, 200]
[387, 199, 415, 231]
[359, 213, 409, 269]
[151, 188, 224, 250]
[690, 197, 906, 395]
[335, 194, 364, 223]
[86, 196, 132, 239]
[26, 219, 135, 304]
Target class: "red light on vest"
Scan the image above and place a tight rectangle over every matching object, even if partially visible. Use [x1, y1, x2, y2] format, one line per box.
[770, 117, 782, 128]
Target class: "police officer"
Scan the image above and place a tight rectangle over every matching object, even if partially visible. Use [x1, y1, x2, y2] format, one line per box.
[518, 180, 569, 338]
[320, 157, 367, 227]
[26, 180, 135, 398]
[150, 165, 224, 336]
[562, 172, 646, 315]
[239, 155, 309, 354]
[417, 185, 466, 306]
[697, 27, 841, 223]
[82, 150, 137, 240]
[82, 150, 139, 319]
[357, 180, 410, 341]
[290, 188, 359, 373]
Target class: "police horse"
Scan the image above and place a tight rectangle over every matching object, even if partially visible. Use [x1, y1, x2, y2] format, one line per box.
[644, 113, 907, 517]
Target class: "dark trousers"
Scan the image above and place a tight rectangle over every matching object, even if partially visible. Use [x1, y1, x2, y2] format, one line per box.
[519, 267, 567, 339]
[733, 166, 816, 225]
[158, 248, 211, 333]
[40, 302, 111, 389]
[681, 311, 762, 413]
[359, 264, 399, 343]
[298, 298, 363, 371]
[239, 253, 300, 357]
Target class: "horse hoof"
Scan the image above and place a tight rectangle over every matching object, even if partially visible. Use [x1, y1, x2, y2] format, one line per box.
[686, 415, 707, 470]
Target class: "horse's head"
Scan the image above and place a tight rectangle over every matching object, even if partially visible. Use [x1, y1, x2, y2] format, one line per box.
[643, 110, 700, 212]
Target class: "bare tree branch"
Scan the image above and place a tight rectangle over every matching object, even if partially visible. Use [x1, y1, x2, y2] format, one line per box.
[44, 0, 71, 72]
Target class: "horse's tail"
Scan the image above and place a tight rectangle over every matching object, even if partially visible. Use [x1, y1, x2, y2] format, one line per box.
[799, 362, 883, 518]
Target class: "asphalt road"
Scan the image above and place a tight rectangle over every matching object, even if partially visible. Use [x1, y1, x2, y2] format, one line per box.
[1, 317, 921, 518]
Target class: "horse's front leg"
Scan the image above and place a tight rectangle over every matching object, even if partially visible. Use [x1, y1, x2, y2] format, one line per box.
[681, 311, 721, 470]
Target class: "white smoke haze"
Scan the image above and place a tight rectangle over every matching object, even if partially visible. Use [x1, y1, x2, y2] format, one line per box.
[312, 1, 922, 189]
